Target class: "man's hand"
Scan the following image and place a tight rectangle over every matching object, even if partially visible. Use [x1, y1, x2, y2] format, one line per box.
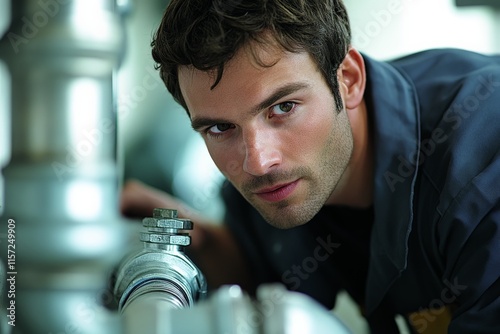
[121, 179, 186, 218]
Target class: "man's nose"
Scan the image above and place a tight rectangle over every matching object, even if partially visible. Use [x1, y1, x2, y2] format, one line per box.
[242, 129, 282, 176]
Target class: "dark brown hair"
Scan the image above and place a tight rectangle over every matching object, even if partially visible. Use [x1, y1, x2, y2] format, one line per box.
[151, 0, 351, 113]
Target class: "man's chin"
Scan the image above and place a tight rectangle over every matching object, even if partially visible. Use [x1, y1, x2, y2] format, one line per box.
[267, 219, 309, 230]
[247, 190, 324, 229]
[258, 205, 317, 230]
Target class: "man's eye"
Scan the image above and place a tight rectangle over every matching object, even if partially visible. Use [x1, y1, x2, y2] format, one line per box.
[208, 123, 233, 134]
[271, 102, 295, 115]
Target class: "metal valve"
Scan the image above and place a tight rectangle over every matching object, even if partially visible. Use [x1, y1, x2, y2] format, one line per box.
[113, 208, 207, 325]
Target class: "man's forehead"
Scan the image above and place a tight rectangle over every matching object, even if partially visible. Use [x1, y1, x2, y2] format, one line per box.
[178, 40, 288, 88]
[178, 65, 216, 89]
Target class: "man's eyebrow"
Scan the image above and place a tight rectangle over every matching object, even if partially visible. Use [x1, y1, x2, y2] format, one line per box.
[191, 117, 230, 132]
[190, 82, 311, 132]
[251, 82, 311, 115]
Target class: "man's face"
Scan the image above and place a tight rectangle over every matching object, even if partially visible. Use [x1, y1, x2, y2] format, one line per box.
[179, 44, 354, 229]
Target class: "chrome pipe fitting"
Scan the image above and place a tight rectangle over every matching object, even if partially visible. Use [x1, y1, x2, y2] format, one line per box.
[113, 208, 207, 328]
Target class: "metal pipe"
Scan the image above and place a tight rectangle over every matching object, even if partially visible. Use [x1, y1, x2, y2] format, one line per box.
[0, 1, 129, 333]
[122, 283, 352, 334]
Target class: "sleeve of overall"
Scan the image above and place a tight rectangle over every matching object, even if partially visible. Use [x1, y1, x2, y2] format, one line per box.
[440, 164, 500, 333]
[434, 58, 500, 333]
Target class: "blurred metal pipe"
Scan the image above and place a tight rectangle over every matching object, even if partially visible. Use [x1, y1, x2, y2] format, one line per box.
[0, 0, 10, 39]
[0, 0, 129, 333]
[126, 284, 352, 334]
[0, 0, 11, 216]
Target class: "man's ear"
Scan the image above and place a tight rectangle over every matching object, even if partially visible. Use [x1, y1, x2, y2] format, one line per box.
[338, 48, 366, 110]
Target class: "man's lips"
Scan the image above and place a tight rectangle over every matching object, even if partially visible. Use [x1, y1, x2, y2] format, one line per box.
[254, 180, 300, 203]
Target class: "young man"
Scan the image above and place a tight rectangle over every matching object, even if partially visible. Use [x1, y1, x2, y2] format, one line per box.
[121, 0, 500, 332]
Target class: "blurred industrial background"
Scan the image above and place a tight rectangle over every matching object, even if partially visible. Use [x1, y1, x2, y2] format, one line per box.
[0, 0, 499, 333]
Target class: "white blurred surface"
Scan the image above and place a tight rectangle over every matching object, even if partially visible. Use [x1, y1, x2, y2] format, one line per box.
[345, 0, 497, 60]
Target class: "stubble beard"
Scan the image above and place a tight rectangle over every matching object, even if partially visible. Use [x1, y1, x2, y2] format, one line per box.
[240, 112, 354, 229]
[245, 167, 327, 229]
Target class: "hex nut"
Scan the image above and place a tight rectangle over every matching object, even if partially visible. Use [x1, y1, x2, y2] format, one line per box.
[140, 232, 191, 246]
[143, 217, 193, 230]
[152, 208, 178, 219]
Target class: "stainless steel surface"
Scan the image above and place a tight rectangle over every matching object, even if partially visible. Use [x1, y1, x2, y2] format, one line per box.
[0, 0, 129, 333]
[0, 0, 11, 216]
[113, 208, 207, 320]
[132, 283, 352, 334]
